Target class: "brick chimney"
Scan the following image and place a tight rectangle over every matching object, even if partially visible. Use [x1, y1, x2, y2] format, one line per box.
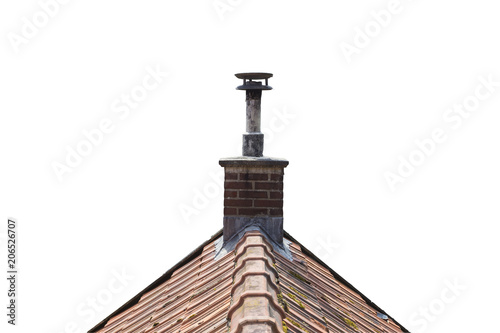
[220, 73, 288, 245]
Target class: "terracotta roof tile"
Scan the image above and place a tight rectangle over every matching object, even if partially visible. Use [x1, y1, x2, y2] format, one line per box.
[90, 230, 407, 333]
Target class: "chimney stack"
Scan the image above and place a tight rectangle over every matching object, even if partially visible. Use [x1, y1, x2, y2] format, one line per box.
[220, 73, 288, 245]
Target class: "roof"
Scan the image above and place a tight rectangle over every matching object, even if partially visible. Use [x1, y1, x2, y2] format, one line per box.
[88, 229, 408, 333]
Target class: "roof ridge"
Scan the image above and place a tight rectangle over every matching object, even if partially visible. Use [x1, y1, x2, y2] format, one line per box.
[228, 230, 285, 333]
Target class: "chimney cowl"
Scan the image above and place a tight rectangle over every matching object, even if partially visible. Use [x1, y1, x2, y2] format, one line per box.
[234, 72, 273, 157]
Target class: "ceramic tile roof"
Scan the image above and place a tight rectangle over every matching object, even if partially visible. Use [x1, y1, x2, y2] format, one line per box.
[89, 230, 407, 333]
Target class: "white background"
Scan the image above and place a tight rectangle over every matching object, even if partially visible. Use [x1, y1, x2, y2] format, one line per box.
[1, 0, 499, 332]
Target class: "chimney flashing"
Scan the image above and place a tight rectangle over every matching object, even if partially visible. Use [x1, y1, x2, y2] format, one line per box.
[215, 222, 293, 261]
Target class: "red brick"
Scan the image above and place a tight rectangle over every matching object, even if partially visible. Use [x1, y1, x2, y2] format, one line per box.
[238, 208, 269, 216]
[225, 173, 238, 180]
[269, 208, 283, 216]
[254, 200, 283, 208]
[239, 173, 269, 181]
[270, 174, 283, 181]
[224, 190, 238, 198]
[224, 199, 253, 207]
[225, 181, 253, 190]
[239, 190, 269, 199]
[269, 192, 283, 199]
[255, 182, 283, 190]
[224, 207, 237, 215]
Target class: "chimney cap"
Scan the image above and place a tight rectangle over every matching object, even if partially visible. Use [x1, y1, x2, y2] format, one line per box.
[235, 72, 273, 80]
[235, 72, 273, 91]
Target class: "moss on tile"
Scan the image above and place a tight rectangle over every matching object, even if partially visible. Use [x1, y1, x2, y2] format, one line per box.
[287, 270, 311, 285]
[277, 293, 289, 313]
[282, 321, 288, 333]
[290, 286, 307, 299]
[342, 317, 358, 331]
[289, 318, 309, 332]
[287, 292, 305, 310]
[163, 295, 180, 307]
